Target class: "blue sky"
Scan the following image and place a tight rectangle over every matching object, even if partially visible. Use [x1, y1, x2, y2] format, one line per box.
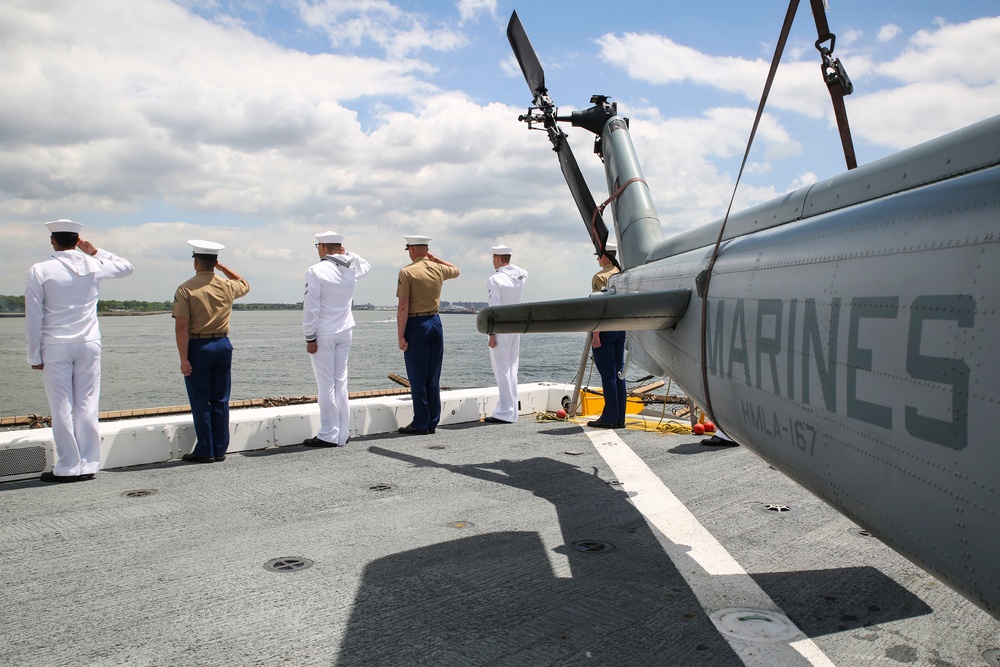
[2, 0, 998, 304]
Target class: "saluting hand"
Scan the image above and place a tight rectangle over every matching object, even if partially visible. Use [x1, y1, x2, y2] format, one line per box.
[76, 239, 98, 256]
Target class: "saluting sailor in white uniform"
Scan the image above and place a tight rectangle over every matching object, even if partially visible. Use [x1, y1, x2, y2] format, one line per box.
[484, 244, 527, 424]
[25, 219, 134, 483]
[302, 231, 371, 447]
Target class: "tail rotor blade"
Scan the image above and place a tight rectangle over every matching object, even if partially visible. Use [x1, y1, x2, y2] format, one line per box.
[507, 11, 547, 104]
[555, 130, 620, 269]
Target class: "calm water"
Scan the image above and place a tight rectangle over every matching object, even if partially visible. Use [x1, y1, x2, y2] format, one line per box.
[1, 311, 593, 418]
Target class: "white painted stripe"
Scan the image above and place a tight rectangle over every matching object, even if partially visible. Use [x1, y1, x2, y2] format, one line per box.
[584, 429, 835, 667]
[791, 639, 840, 667]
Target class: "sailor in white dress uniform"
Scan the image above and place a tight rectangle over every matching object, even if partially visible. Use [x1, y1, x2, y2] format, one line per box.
[302, 231, 371, 446]
[25, 219, 134, 481]
[485, 245, 527, 423]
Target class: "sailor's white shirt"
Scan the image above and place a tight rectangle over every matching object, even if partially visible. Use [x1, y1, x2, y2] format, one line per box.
[25, 248, 135, 365]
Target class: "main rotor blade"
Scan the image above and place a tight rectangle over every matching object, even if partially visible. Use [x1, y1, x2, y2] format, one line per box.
[507, 11, 546, 103]
[555, 129, 620, 269]
[507, 11, 617, 268]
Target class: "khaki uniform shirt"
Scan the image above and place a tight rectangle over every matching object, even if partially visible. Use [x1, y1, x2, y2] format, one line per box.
[396, 257, 459, 314]
[172, 271, 250, 335]
[592, 265, 619, 293]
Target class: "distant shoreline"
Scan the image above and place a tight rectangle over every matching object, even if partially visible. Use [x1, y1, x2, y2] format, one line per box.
[0, 306, 485, 316]
[0, 312, 170, 318]
[101, 311, 171, 316]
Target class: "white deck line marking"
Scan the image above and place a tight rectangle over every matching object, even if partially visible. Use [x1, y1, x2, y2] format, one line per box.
[585, 429, 835, 667]
[791, 639, 839, 667]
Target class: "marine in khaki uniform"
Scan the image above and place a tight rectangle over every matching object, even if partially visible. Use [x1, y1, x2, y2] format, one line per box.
[591, 249, 618, 293]
[589, 242, 627, 429]
[395, 235, 460, 435]
[172, 240, 250, 462]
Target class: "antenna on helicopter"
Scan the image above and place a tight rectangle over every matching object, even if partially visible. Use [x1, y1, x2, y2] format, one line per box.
[507, 11, 620, 269]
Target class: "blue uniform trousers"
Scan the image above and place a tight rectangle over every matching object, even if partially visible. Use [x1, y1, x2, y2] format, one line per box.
[184, 336, 233, 458]
[593, 330, 627, 425]
[403, 314, 444, 431]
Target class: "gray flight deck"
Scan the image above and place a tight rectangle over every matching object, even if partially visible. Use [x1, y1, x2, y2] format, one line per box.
[2, 416, 998, 666]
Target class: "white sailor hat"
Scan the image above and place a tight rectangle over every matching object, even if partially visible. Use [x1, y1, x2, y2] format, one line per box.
[595, 241, 618, 255]
[404, 235, 431, 248]
[187, 239, 225, 255]
[491, 245, 514, 255]
[315, 230, 344, 244]
[45, 219, 84, 234]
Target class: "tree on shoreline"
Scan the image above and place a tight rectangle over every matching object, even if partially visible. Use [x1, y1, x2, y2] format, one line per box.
[0, 295, 311, 313]
[98, 300, 172, 313]
[0, 295, 25, 313]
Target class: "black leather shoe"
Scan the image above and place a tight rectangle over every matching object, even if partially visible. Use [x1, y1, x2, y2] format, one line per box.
[397, 424, 429, 435]
[303, 436, 337, 448]
[79, 473, 97, 480]
[181, 453, 215, 463]
[483, 416, 512, 424]
[700, 435, 739, 447]
[586, 420, 616, 429]
[427, 429, 435, 435]
[214, 455, 227, 462]
[39, 471, 83, 483]
[615, 422, 627, 429]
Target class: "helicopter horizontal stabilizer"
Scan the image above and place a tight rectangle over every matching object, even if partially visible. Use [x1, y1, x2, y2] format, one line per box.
[476, 288, 691, 335]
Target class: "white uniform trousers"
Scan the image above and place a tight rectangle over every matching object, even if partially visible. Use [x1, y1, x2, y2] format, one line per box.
[310, 329, 353, 445]
[489, 333, 520, 422]
[41, 340, 103, 476]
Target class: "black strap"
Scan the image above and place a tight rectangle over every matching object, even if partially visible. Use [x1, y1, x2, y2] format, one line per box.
[809, 0, 857, 170]
[698, 0, 800, 428]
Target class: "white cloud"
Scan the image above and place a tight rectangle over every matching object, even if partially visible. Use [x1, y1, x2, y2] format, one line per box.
[296, 0, 467, 57]
[850, 80, 1000, 149]
[840, 29, 864, 46]
[613, 106, 787, 232]
[877, 24, 901, 42]
[596, 17, 1000, 158]
[853, 16, 1000, 149]
[876, 17, 1000, 86]
[456, 0, 496, 24]
[597, 32, 767, 98]
[786, 171, 818, 192]
[0, 0, 600, 304]
[596, 32, 832, 119]
[500, 54, 521, 79]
